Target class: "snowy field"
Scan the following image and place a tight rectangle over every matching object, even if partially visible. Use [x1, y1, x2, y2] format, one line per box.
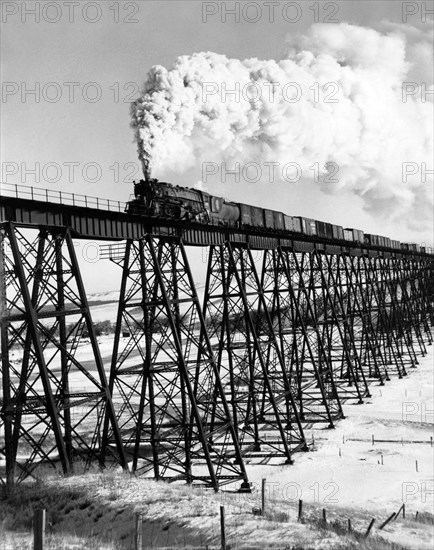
[2, 295, 433, 549]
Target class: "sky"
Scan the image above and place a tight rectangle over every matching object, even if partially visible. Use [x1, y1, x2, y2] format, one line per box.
[1, 0, 433, 292]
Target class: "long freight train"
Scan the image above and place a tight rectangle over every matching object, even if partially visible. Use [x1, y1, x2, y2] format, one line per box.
[126, 178, 424, 253]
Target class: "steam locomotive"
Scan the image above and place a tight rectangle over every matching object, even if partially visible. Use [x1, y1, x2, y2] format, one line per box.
[125, 178, 424, 253]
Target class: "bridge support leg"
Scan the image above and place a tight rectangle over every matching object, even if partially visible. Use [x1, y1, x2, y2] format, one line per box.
[201, 243, 307, 463]
[103, 237, 250, 491]
[0, 223, 127, 489]
[260, 248, 343, 426]
[340, 255, 387, 382]
[316, 252, 371, 400]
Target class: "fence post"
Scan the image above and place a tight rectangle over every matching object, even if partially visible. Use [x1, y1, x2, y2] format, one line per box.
[322, 508, 327, 523]
[33, 508, 45, 550]
[298, 499, 303, 522]
[395, 503, 406, 520]
[379, 512, 395, 530]
[261, 478, 266, 516]
[364, 518, 375, 538]
[220, 506, 226, 550]
[347, 518, 352, 532]
[134, 513, 142, 550]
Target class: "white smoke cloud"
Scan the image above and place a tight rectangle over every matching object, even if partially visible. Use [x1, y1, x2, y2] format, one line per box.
[131, 22, 433, 229]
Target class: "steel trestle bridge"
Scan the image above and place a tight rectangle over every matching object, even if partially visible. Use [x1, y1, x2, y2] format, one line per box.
[0, 183, 433, 491]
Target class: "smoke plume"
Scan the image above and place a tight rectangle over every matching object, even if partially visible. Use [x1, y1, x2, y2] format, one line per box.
[131, 22, 433, 228]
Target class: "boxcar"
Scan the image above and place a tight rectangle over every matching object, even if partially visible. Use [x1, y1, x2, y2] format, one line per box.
[240, 204, 265, 227]
[293, 217, 307, 234]
[239, 203, 252, 226]
[274, 211, 285, 231]
[325, 223, 334, 239]
[264, 209, 275, 228]
[302, 218, 317, 236]
[365, 233, 379, 246]
[284, 215, 294, 232]
[316, 220, 327, 238]
[344, 229, 353, 241]
[292, 217, 302, 233]
[332, 225, 344, 240]
[251, 206, 265, 227]
[345, 228, 364, 243]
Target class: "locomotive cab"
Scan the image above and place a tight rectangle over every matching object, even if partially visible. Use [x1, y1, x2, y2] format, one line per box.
[125, 178, 159, 215]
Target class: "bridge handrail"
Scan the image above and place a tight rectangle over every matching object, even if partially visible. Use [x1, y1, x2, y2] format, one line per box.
[1, 183, 433, 254]
[0, 182, 126, 213]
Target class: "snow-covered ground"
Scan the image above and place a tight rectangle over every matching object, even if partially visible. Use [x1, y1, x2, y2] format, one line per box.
[48, 327, 433, 548]
[2, 290, 432, 548]
[243, 349, 433, 514]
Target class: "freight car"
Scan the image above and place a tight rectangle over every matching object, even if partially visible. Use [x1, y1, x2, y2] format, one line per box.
[126, 179, 425, 254]
[400, 243, 420, 252]
[343, 228, 364, 244]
